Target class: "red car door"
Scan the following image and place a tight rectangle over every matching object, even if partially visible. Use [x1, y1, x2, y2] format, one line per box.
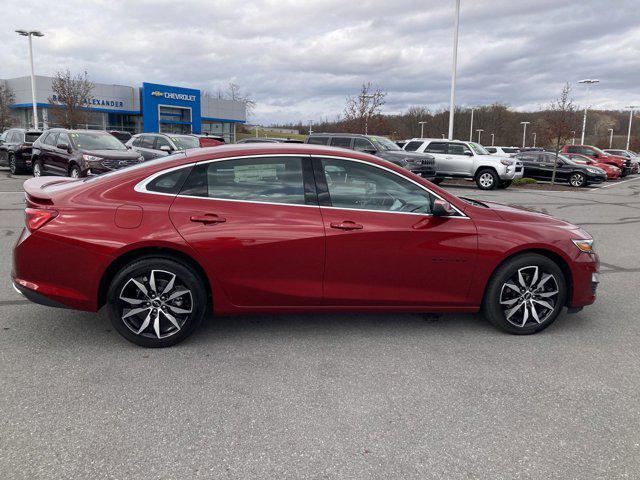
[169, 155, 325, 307]
[314, 156, 478, 307]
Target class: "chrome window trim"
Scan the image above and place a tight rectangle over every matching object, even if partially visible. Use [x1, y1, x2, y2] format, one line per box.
[312, 154, 468, 218]
[134, 153, 469, 218]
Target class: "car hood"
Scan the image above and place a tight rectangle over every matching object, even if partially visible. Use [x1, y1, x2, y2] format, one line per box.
[474, 199, 582, 230]
[80, 149, 141, 160]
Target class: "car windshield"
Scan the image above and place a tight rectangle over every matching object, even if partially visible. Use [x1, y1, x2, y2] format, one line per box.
[369, 136, 401, 151]
[69, 132, 127, 150]
[468, 142, 490, 155]
[170, 135, 200, 150]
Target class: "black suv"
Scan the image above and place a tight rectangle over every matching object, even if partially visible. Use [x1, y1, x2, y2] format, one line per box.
[306, 133, 435, 178]
[31, 129, 144, 178]
[0, 128, 43, 174]
[516, 151, 607, 187]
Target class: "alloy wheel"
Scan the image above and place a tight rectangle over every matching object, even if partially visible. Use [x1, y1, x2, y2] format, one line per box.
[118, 269, 194, 339]
[479, 172, 494, 188]
[499, 265, 559, 328]
[33, 162, 41, 177]
[9, 156, 16, 175]
[70, 167, 80, 178]
[570, 173, 585, 187]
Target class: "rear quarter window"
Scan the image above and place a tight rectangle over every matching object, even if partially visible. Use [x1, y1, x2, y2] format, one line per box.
[307, 137, 330, 146]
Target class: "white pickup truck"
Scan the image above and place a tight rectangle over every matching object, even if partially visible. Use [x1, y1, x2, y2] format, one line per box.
[402, 138, 524, 189]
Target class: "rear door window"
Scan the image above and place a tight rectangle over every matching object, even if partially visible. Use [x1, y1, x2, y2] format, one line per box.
[330, 137, 352, 149]
[307, 137, 329, 146]
[424, 142, 448, 154]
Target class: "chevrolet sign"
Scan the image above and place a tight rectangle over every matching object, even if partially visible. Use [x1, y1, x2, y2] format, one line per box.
[151, 90, 196, 102]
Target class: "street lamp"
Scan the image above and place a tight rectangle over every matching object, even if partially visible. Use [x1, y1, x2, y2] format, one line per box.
[15, 29, 44, 129]
[441, 133, 446, 139]
[532, 132, 537, 148]
[626, 106, 638, 150]
[447, 0, 461, 140]
[418, 121, 427, 138]
[308, 120, 313, 135]
[571, 130, 576, 145]
[578, 79, 600, 145]
[490, 133, 495, 146]
[608, 128, 614, 148]
[520, 121, 530, 149]
[468, 107, 474, 141]
[476, 128, 483, 144]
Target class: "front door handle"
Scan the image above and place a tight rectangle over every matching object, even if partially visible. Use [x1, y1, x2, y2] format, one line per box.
[330, 220, 363, 231]
[190, 214, 226, 224]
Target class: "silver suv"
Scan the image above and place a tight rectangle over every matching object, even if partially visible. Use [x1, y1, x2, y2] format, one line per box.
[402, 138, 523, 189]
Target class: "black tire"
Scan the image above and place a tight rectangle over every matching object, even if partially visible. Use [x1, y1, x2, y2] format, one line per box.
[483, 253, 567, 335]
[106, 257, 208, 347]
[430, 178, 444, 185]
[9, 154, 22, 175]
[498, 180, 512, 189]
[32, 159, 43, 177]
[69, 164, 82, 178]
[475, 168, 499, 190]
[569, 172, 586, 188]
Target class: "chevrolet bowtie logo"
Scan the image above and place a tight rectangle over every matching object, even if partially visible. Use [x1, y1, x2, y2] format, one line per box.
[151, 91, 163, 97]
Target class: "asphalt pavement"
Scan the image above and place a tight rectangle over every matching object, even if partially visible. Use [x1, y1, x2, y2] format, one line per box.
[1, 170, 639, 479]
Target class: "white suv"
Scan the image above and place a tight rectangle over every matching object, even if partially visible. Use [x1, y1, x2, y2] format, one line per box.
[402, 138, 523, 189]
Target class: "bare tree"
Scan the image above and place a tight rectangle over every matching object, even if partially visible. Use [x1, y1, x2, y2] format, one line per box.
[344, 83, 386, 134]
[48, 70, 95, 129]
[541, 83, 576, 184]
[0, 84, 16, 132]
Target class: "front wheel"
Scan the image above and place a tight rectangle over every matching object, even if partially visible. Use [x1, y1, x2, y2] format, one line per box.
[569, 172, 587, 187]
[69, 165, 81, 178]
[483, 253, 567, 335]
[475, 169, 498, 190]
[9, 154, 22, 175]
[106, 257, 208, 347]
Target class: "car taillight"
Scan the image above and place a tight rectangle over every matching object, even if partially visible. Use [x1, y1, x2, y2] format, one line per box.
[25, 208, 58, 232]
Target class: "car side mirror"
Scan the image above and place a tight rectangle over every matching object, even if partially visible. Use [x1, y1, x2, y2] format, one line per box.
[465, 151, 474, 156]
[592, 153, 599, 158]
[160, 145, 172, 152]
[57, 143, 70, 152]
[432, 198, 455, 217]
[362, 148, 377, 155]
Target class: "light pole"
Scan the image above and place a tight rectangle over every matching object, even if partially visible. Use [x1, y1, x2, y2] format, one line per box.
[308, 120, 313, 135]
[447, 0, 461, 140]
[520, 121, 530, 149]
[490, 133, 495, 146]
[419, 121, 427, 138]
[532, 132, 537, 148]
[571, 130, 576, 145]
[476, 129, 483, 144]
[626, 106, 637, 150]
[608, 128, 614, 148]
[578, 79, 599, 145]
[468, 107, 474, 141]
[441, 133, 446, 139]
[15, 29, 44, 129]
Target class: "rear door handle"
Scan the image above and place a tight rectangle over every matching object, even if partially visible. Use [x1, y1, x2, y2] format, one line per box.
[330, 220, 363, 231]
[190, 214, 226, 224]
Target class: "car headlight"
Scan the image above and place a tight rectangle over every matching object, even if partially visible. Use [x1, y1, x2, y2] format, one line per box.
[586, 167, 604, 174]
[572, 238, 595, 254]
[82, 154, 102, 162]
[500, 159, 514, 166]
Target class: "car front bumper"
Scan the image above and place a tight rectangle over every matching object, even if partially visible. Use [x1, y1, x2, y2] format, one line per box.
[498, 163, 524, 180]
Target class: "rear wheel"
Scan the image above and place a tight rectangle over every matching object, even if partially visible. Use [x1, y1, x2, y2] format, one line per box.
[32, 159, 42, 177]
[106, 257, 207, 347]
[475, 168, 498, 190]
[8, 154, 22, 175]
[483, 253, 566, 335]
[569, 172, 586, 187]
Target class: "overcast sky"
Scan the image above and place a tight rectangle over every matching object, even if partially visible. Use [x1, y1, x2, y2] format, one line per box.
[2, 0, 639, 124]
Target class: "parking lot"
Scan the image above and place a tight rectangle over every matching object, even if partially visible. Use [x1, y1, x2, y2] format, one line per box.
[1, 169, 639, 479]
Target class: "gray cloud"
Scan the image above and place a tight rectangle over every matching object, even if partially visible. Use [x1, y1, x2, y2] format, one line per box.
[2, 0, 639, 124]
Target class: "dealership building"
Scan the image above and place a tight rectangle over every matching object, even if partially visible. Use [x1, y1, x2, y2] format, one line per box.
[1, 76, 247, 142]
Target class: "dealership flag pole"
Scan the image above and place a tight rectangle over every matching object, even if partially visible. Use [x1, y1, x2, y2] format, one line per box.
[447, 0, 460, 140]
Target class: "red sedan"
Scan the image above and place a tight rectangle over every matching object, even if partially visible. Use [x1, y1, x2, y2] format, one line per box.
[563, 153, 622, 180]
[13, 144, 599, 347]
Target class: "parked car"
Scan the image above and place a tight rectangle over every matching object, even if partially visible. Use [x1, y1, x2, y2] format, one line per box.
[31, 129, 144, 178]
[516, 151, 606, 187]
[13, 143, 599, 347]
[236, 137, 304, 144]
[192, 134, 225, 147]
[401, 138, 523, 189]
[306, 133, 435, 178]
[109, 130, 133, 143]
[563, 153, 621, 180]
[0, 128, 43, 174]
[604, 149, 639, 174]
[485, 146, 520, 156]
[126, 133, 201, 161]
[561, 145, 631, 177]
